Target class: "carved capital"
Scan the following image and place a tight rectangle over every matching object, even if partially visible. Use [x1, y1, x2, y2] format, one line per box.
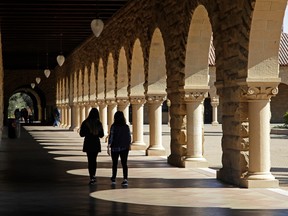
[97, 99, 106, 106]
[184, 91, 207, 103]
[146, 94, 166, 104]
[129, 96, 146, 105]
[241, 86, 278, 100]
[105, 99, 117, 105]
[116, 97, 130, 106]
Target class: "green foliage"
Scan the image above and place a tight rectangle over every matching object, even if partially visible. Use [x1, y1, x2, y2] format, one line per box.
[284, 111, 288, 126]
[8, 93, 33, 118]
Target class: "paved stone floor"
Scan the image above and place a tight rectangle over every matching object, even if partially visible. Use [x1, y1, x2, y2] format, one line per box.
[0, 124, 288, 215]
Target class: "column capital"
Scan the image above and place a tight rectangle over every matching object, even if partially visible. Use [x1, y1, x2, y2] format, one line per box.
[116, 97, 130, 106]
[146, 94, 166, 104]
[241, 86, 278, 100]
[211, 96, 219, 107]
[105, 99, 117, 106]
[97, 99, 106, 106]
[183, 90, 208, 103]
[129, 96, 146, 105]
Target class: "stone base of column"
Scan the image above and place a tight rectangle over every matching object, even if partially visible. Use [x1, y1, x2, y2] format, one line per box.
[212, 121, 219, 126]
[146, 147, 166, 156]
[131, 142, 146, 150]
[167, 154, 185, 167]
[184, 157, 208, 168]
[240, 173, 279, 188]
[70, 126, 80, 132]
[240, 179, 279, 188]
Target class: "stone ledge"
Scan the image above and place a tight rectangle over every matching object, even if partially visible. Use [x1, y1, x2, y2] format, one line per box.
[270, 128, 288, 135]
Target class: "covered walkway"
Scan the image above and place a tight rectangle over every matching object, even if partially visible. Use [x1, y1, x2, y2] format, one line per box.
[0, 125, 288, 215]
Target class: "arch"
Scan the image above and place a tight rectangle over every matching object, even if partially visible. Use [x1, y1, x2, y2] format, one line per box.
[130, 39, 145, 97]
[106, 53, 115, 100]
[98, 58, 105, 100]
[9, 87, 43, 122]
[117, 47, 128, 98]
[147, 28, 166, 95]
[248, 0, 286, 79]
[184, 5, 212, 88]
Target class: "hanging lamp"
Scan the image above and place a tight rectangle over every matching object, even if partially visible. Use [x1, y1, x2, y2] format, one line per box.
[91, 19, 104, 37]
[91, 3, 104, 38]
[56, 33, 65, 66]
[36, 77, 41, 84]
[44, 53, 51, 78]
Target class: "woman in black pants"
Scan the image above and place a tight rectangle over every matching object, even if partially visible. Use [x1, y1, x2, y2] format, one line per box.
[108, 111, 131, 186]
[80, 108, 104, 185]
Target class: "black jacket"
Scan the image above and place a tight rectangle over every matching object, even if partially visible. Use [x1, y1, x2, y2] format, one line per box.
[80, 120, 104, 152]
[108, 124, 131, 149]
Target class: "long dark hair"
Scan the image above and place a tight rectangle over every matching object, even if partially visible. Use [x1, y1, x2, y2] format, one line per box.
[86, 108, 100, 135]
[113, 111, 126, 126]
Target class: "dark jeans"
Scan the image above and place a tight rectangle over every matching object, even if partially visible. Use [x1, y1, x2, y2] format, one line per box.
[111, 149, 129, 180]
[86, 152, 99, 179]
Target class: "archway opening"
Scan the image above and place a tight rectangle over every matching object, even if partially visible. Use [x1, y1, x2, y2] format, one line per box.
[8, 92, 35, 123]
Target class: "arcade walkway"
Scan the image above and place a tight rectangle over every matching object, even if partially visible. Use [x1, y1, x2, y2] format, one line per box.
[0, 125, 288, 215]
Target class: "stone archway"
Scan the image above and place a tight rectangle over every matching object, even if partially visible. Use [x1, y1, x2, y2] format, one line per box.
[8, 87, 43, 123]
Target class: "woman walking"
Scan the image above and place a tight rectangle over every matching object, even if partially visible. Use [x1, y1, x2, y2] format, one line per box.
[108, 111, 131, 186]
[80, 108, 104, 185]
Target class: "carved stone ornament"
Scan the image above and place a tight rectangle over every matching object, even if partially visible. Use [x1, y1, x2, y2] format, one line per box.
[116, 97, 130, 105]
[129, 96, 146, 105]
[184, 91, 207, 102]
[242, 86, 278, 100]
[146, 94, 166, 104]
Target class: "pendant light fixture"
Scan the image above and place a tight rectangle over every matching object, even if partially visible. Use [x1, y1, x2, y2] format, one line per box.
[36, 77, 41, 84]
[44, 53, 51, 78]
[56, 33, 65, 66]
[91, 2, 104, 37]
[91, 19, 104, 37]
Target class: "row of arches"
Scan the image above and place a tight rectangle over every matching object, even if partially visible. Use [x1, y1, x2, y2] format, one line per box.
[55, 1, 287, 188]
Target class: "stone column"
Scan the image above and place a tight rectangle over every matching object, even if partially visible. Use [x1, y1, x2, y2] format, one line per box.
[98, 100, 108, 136]
[211, 97, 219, 126]
[184, 91, 208, 168]
[70, 104, 78, 131]
[66, 105, 71, 129]
[117, 97, 130, 123]
[76, 104, 81, 130]
[241, 86, 279, 188]
[146, 94, 166, 156]
[107, 99, 117, 134]
[130, 96, 146, 150]
[62, 105, 67, 128]
[80, 103, 86, 124]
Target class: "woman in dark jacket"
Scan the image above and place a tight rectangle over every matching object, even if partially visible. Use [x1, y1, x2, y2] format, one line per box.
[80, 108, 104, 185]
[108, 111, 131, 186]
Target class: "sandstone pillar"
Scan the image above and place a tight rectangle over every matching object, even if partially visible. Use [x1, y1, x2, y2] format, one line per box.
[107, 100, 117, 134]
[211, 97, 219, 126]
[80, 103, 86, 124]
[66, 105, 71, 129]
[130, 96, 146, 150]
[241, 85, 279, 188]
[184, 91, 208, 168]
[146, 95, 166, 156]
[117, 97, 130, 123]
[98, 100, 108, 136]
